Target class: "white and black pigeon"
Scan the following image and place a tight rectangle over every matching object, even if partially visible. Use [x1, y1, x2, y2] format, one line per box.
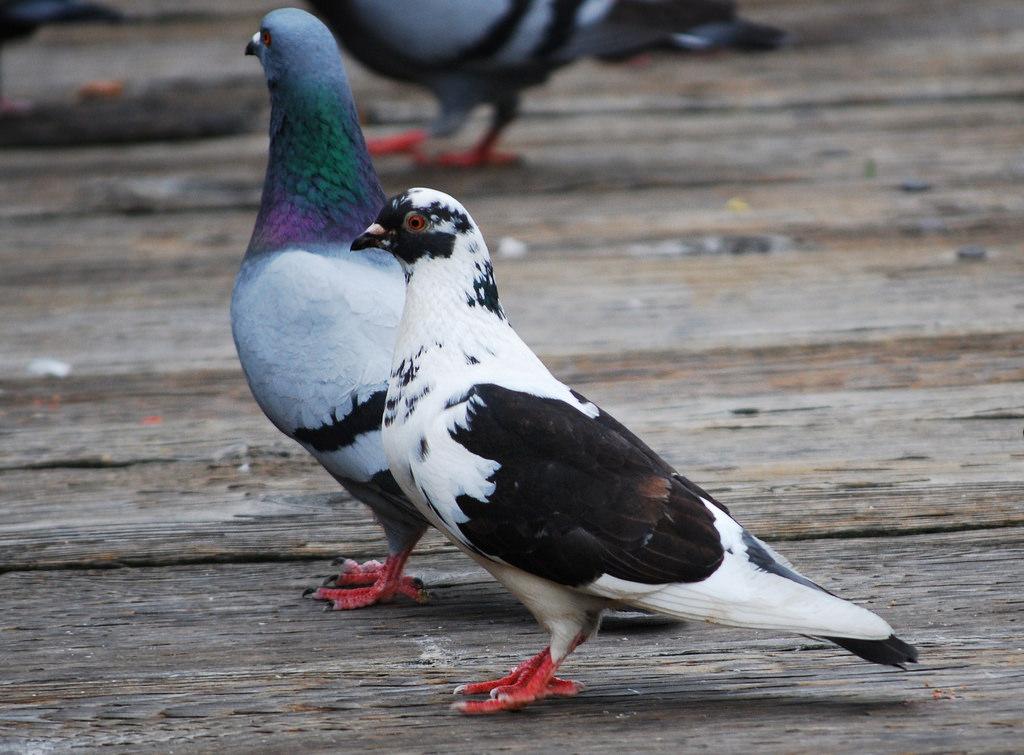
[351, 188, 918, 714]
[0, 0, 122, 113]
[231, 8, 431, 610]
[309, 0, 788, 166]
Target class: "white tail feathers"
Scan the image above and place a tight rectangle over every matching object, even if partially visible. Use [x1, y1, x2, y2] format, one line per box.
[587, 500, 894, 641]
[609, 561, 893, 639]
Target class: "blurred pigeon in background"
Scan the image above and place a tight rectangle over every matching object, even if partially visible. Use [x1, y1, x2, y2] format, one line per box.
[309, 0, 788, 166]
[0, 0, 123, 113]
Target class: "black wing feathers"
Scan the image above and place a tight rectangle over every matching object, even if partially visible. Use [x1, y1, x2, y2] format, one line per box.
[450, 384, 724, 587]
[572, 388, 729, 515]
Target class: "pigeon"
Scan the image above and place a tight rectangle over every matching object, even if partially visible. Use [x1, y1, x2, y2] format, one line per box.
[309, 0, 788, 166]
[351, 188, 919, 713]
[232, 8, 431, 610]
[0, 0, 122, 113]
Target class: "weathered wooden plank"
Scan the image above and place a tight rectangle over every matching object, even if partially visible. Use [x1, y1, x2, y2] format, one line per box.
[5, 96, 1024, 219]
[0, 77, 266, 148]
[0, 528, 1021, 752]
[3, 459, 1021, 571]
[2, 343, 1021, 568]
[3, 228, 1021, 379]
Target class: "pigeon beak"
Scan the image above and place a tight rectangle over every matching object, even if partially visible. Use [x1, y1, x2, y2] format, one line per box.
[351, 223, 391, 253]
[245, 32, 259, 56]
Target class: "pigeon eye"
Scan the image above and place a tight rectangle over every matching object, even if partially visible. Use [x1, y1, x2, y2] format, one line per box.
[404, 213, 428, 233]
[261, 29, 272, 47]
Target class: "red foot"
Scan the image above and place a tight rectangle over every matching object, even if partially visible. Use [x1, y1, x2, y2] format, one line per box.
[419, 146, 520, 168]
[453, 648, 547, 696]
[452, 647, 583, 714]
[367, 129, 427, 157]
[308, 549, 426, 610]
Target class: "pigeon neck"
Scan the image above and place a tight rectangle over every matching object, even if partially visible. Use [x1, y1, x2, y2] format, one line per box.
[246, 79, 384, 257]
[395, 240, 518, 367]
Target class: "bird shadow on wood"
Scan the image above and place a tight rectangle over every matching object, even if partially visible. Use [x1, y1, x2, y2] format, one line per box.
[480, 687, 922, 721]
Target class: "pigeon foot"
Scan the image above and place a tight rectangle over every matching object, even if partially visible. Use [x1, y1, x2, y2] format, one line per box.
[308, 549, 426, 609]
[451, 647, 582, 714]
[419, 124, 519, 168]
[367, 129, 428, 157]
[421, 146, 520, 169]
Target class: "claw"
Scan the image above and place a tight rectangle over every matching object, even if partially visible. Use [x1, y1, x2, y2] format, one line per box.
[305, 548, 426, 610]
[302, 587, 316, 597]
[452, 639, 586, 713]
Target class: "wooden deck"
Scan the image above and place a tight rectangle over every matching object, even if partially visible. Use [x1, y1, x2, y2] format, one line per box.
[2, 0, 1024, 750]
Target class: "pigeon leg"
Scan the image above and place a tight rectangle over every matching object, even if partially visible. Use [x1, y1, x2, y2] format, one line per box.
[309, 544, 427, 610]
[366, 129, 428, 157]
[423, 95, 520, 168]
[452, 646, 584, 714]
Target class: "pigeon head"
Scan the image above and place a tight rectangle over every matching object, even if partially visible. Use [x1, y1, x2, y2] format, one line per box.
[353, 189, 506, 320]
[246, 8, 341, 89]
[244, 8, 384, 256]
[352, 189, 478, 266]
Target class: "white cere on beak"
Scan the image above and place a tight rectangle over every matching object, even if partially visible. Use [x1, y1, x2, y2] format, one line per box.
[365, 223, 386, 237]
[251, 31, 261, 48]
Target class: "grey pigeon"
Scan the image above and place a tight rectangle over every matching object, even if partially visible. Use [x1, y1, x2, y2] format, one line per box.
[351, 188, 917, 713]
[0, 0, 122, 112]
[309, 0, 788, 166]
[232, 8, 429, 609]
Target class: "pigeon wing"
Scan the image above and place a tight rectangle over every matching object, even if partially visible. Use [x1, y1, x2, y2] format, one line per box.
[446, 382, 726, 587]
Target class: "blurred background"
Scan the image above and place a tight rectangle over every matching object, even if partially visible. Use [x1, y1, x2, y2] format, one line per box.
[4, 0, 1023, 378]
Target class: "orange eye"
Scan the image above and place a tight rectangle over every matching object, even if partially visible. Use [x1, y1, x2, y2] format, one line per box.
[261, 29, 272, 47]
[405, 213, 428, 232]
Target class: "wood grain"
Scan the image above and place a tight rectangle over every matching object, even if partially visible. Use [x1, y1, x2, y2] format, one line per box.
[1, 0, 1023, 750]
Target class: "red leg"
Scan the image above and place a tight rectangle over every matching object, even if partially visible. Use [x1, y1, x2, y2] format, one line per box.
[366, 129, 427, 157]
[308, 545, 427, 610]
[452, 638, 586, 714]
[420, 127, 520, 168]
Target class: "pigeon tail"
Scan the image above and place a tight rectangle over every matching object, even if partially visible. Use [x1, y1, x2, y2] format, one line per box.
[595, 501, 896, 642]
[673, 20, 792, 52]
[617, 565, 895, 641]
[823, 634, 919, 668]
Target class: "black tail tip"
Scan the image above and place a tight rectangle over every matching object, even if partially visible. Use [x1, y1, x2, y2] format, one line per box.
[678, 21, 793, 53]
[825, 634, 919, 668]
[728, 22, 793, 52]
